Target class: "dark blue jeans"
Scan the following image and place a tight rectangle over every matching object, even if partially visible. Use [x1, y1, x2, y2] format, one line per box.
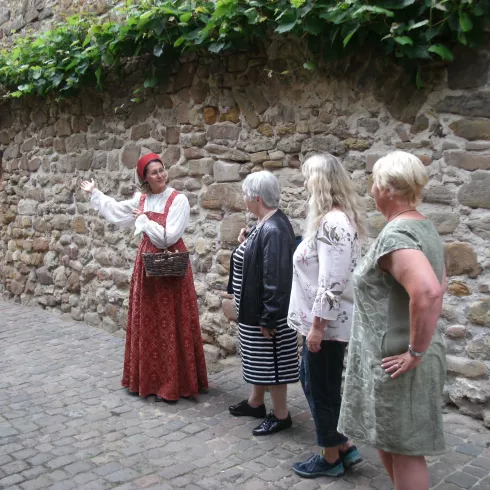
[300, 336, 349, 448]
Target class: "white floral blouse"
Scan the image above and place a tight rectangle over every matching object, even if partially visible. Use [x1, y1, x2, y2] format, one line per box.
[287, 209, 360, 342]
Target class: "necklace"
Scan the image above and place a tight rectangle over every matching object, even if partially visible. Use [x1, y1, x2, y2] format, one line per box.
[257, 209, 277, 227]
[389, 209, 417, 222]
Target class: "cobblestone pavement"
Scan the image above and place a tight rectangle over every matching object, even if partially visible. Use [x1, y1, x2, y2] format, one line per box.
[0, 300, 489, 490]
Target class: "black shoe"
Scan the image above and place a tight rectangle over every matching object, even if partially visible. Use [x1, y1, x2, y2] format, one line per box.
[155, 396, 178, 404]
[229, 400, 266, 418]
[127, 389, 139, 397]
[252, 411, 292, 436]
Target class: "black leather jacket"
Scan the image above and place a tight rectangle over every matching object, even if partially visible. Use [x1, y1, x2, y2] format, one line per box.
[228, 210, 296, 330]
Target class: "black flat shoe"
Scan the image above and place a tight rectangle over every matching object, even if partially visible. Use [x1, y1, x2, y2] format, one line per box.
[155, 396, 178, 404]
[127, 390, 139, 396]
[252, 411, 292, 436]
[229, 399, 267, 418]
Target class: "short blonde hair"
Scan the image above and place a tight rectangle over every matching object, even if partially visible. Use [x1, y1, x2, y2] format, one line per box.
[373, 151, 428, 206]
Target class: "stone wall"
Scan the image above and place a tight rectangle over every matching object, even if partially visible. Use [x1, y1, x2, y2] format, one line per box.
[1, 0, 489, 425]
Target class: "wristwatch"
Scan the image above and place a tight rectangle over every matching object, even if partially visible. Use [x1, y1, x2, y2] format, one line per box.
[408, 345, 425, 357]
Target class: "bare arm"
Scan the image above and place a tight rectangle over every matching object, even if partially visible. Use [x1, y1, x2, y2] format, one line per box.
[379, 249, 445, 377]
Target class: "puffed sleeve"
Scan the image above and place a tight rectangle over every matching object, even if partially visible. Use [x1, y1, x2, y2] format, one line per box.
[312, 213, 354, 321]
[134, 194, 190, 248]
[90, 189, 141, 228]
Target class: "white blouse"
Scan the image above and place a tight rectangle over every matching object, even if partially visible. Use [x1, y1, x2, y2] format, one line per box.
[287, 210, 360, 342]
[90, 187, 190, 248]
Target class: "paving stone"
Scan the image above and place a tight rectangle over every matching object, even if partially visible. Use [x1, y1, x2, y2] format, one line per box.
[456, 443, 485, 456]
[445, 471, 479, 488]
[104, 468, 140, 483]
[1, 301, 489, 490]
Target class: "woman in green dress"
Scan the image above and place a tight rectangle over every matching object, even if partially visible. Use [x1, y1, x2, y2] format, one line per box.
[338, 151, 447, 490]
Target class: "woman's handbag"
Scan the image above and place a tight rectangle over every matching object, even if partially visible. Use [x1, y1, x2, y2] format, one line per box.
[142, 227, 189, 277]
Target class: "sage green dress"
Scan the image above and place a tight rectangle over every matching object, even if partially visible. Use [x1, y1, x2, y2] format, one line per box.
[338, 219, 446, 456]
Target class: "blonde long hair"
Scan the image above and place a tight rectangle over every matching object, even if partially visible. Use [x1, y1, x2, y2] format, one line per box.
[303, 154, 365, 241]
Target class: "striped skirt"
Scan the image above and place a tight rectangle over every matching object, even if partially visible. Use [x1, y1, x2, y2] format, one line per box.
[238, 319, 299, 385]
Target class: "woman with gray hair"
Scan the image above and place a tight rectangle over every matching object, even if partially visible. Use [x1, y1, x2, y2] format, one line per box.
[227, 170, 299, 436]
[339, 151, 447, 490]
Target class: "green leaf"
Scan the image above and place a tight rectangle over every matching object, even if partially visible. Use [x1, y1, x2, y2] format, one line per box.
[291, 0, 306, 7]
[353, 6, 394, 17]
[409, 20, 429, 30]
[102, 52, 114, 65]
[179, 12, 192, 23]
[303, 61, 316, 70]
[153, 45, 163, 57]
[275, 20, 297, 34]
[394, 36, 413, 45]
[459, 13, 473, 32]
[95, 66, 103, 86]
[343, 25, 359, 47]
[144, 76, 157, 88]
[428, 44, 454, 61]
[208, 42, 226, 53]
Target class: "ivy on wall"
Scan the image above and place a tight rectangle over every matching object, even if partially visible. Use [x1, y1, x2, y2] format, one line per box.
[0, 0, 489, 99]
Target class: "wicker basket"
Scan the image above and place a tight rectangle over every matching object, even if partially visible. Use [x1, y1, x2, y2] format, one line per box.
[142, 228, 189, 277]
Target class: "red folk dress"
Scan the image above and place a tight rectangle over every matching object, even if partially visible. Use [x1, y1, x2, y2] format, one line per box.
[121, 190, 208, 400]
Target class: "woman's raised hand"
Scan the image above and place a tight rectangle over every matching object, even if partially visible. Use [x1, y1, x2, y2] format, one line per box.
[81, 179, 96, 194]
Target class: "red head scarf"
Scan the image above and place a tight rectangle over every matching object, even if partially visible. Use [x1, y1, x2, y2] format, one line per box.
[136, 153, 163, 180]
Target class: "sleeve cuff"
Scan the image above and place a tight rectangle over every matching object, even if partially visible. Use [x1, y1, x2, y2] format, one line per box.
[312, 289, 341, 321]
[134, 214, 148, 236]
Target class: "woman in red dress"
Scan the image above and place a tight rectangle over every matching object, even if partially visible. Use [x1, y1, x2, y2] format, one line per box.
[81, 153, 208, 402]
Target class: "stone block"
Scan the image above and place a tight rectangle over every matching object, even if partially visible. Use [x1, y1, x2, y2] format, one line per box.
[245, 86, 268, 114]
[121, 144, 140, 169]
[447, 281, 471, 296]
[214, 161, 241, 183]
[258, 123, 273, 137]
[458, 171, 490, 208]
[301, 135, 345, 155]
[188, 158, 214, 177]
[55, 118, 71, 137]
[358, 118, 380, 133]
[449, 119, 490, 141]
[444, 242, 482, 278]
[232, 89, 259, 129]
[207, 123, 240, 141]
[447, 355, 488, 379]
[65, 134, 87, 153]
[36, 267, 54, 285]
[130, 123, 151, 140]
[17, 199, 38, 215]
[467, 299, 490, 326]
[162, 146, 181, 166]
[445, 325, 467, 339]
[204, 144, 249, 162]
[445, 151, 490, 171]
[437, 92, 490, 118]
[466, 337, 490, 361]
[203, 107, 218, 125]
[468, 213, 490, 240]
[167, 164, 188, 180]
[220, 213, 246, 243]
[244, 137, 276, 153]
[426, 212, 460, 234]
[173, 62, 197, 91]
[423, 184, 455, 205]
[191, 80, 209, 104]
[203, 343, 221, 363]
[222, 298, 237, 321]
[344, 138, 371, 151]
